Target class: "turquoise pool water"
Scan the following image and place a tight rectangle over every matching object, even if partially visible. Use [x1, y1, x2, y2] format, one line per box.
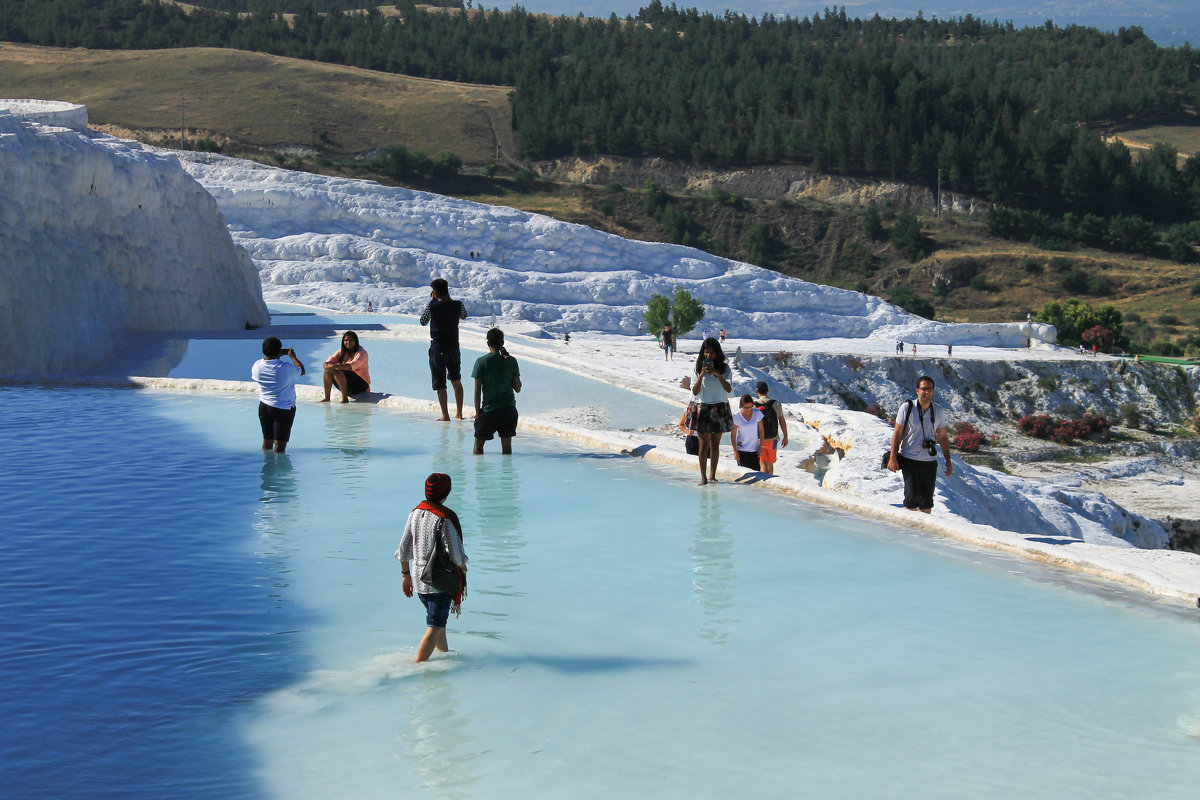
[3, 387, 1199, 799]
[99, 308, 676, 430]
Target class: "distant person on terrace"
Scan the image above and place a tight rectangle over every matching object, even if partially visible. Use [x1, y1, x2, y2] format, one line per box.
[322, 330, 370, 403]
[661, 324, 675, 360]
[420, 278, 468, 421]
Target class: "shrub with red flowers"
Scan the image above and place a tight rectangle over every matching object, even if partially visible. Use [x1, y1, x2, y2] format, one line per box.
[1018, 412, 1112, 443]
[1017, 414, 1056, 439]
[950, 421, 986, 452]
[1050, 418, 1091, 444]
[1079, 412, 1112, 436]
[863, 402, 890, 422]
[1081, 325, 1115, 351]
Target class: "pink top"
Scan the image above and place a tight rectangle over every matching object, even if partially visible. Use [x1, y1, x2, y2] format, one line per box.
[325, 347, 370, 385]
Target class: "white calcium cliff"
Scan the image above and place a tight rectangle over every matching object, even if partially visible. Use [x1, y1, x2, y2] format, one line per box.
[179, 153, 1051, 346]
[0, 103, 268, 374]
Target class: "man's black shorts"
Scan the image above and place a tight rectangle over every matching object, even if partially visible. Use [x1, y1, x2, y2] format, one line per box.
[474, 405, 518, 440]
[258, 402, 297, 443]
[428, 342, 461, 391]
[899, 454, 938, 510]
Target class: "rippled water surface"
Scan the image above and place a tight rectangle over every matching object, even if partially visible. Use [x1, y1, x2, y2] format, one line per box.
[3, 386, 1200, 799]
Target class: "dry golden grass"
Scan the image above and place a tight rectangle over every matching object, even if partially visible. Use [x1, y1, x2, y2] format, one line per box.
[0, 42, 518, 163]
[1105, 124, 1200, 161]
[922, 218, 1200, 337]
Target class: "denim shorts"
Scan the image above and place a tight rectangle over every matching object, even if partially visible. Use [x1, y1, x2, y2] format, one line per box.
[419, 592, 452, 628]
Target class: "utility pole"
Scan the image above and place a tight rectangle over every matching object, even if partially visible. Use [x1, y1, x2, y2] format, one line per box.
[936, 168, 942, 219]
[179, 95, 185, 148]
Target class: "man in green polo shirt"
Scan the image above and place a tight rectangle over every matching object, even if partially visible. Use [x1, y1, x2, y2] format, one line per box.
[471, 328, 522, 454]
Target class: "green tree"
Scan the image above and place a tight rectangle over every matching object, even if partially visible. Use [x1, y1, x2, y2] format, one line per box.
[889, 286, 935, 319]
[863, 203, 885, 241]
[1036, 298, 1123, 346]
[643, 287, 706, 338]
[889, 210, 929, 262]
[432, 150, 463, 176]
[670, 286, 706, 336]
[643, 293, 671, 335]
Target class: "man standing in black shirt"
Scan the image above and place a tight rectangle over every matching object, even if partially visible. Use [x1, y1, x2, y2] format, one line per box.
[420, 278, 468, 421]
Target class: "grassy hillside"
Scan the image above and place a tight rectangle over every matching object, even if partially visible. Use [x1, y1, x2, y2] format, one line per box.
[0, 42, 518, 163]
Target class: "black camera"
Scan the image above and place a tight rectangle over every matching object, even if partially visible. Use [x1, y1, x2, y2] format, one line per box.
[924, 439, 937, 457]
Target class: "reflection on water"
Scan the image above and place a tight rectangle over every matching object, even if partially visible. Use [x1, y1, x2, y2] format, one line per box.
[430, 422, 472, 488]
[455, 456, 526, 641]
[259, 453, 298, 507]
[321, 404, 376, 493]
[691, 491, 739, 646]
[470, 456, 526, 581]
[255, 454, 301, 599]
[400, 670, 482, 798]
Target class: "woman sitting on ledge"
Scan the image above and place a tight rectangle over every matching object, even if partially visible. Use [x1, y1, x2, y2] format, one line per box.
[322, 330, 371, 403]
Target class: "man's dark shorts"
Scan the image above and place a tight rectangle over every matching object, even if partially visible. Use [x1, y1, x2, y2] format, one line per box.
[474, 404, 518, 441]
[899, 454, 938, 510]
[419, 592, 452, 628]
[258, 402, 297, 443]
[428, 342, 461, 391]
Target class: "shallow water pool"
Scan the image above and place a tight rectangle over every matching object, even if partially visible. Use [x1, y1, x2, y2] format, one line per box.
[2, 387, 1199, 799]
[101, 333, 677, 431]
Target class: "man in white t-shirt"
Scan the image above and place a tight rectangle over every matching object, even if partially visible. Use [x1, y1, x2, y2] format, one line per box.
[251, 337, 306, 453]
[886, 376, 952, 513]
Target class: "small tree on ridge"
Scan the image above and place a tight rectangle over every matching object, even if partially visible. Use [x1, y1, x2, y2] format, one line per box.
[644, 286, 706, 337]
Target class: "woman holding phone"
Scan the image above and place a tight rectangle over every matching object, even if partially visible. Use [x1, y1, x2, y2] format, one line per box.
[691, 337, 733, 485]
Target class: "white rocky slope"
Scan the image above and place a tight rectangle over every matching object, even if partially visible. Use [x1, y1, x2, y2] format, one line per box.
[740, 350, 1200, 431]
[0, 102, 268, 374]
[179, 153, 1054, 347]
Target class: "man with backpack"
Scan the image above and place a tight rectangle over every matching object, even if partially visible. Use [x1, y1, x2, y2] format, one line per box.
[754, 381, 788, 475]
[886, 375, 953, 513]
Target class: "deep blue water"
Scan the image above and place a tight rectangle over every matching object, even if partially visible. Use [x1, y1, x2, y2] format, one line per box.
[0, 387, 307, 800]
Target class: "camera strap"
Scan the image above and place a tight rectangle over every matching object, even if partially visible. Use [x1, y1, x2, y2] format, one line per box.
[917, 401, 929, 438]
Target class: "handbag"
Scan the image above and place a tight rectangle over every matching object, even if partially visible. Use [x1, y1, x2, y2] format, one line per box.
[420, 520, 462, 596]
[683, 401, 700, 455]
